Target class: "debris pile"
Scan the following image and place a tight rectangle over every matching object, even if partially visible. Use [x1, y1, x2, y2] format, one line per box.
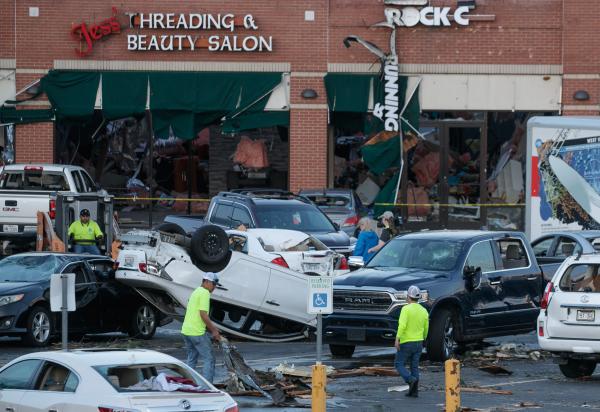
[464, 343, 545, 362]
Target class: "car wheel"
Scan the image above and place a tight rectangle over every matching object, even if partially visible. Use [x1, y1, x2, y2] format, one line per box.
[427, 308, 458, 362]
[329, 344, 355, 358]
[195, 251, 232, 273]
[22, 306, 53, 347]
[153, 223, 187, 236]
[559, 359, 597, 379]
[191, 225, 229, 265]
[129, 303, 157, 340]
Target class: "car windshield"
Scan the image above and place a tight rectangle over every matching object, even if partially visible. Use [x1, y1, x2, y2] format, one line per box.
[304, 194, 351, 209]
[367, 238, 463, 271]
[94, 363, 212, 392]
[255, 204, 336, 232]
[0, 255, 66, 282]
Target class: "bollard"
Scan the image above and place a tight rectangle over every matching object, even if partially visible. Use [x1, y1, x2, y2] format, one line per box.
[311, 364, 327, 412]
[445, 359, 460, 412]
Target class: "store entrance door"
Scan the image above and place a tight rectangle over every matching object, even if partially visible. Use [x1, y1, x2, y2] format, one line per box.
[402, 120, 487, 231]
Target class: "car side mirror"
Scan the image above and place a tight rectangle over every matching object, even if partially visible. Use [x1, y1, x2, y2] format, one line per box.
[463, 265, 478, 278]
[463, 265, 481, 290]
[95, 183, 102, 191]
[348, 256, 364, 269]
[333, 222, 340, 231]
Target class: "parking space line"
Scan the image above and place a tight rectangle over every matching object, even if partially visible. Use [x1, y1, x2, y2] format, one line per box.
[480, 378, 548, 387]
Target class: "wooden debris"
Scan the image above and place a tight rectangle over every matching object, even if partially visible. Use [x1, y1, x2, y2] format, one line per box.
[462, 387, 513, 395]
[478, 364, 513, 375]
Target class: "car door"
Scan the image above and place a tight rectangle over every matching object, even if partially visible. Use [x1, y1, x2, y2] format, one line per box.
[0, 359, 43, 412]
[212, 234, 270, 311]
[86, 259, 122, 331]
[545, 262, 600, 340]
[16, 361, 80, 412]
[260, 265, 315, 325]
[207, 202, 234, 228]
[63, 262, 100, 332]
[462, 240, 507, 333]
[493, 237, 542, 329]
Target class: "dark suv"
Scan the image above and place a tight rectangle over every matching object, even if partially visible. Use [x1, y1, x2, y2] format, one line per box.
[164, 190, 354, 254]
[324, 230, 545, 361]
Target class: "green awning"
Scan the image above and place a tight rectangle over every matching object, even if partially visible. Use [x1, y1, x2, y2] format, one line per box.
[39, 70, 285, 139]
[325, 73, 420, 135]
[102, 72, 147, 120]
[148, 72, 282, 139]
[0, 106, 54, 124]
[222, 111, 289, 134]
[41, 71, 100, 119]
[361, 135, 401, 175]
[373, 172, 400, 217]
[149, 72, 281, 112]
[324, 74, 374, 113]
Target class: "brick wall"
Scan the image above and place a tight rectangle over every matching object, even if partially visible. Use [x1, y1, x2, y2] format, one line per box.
[7, 0, 600, 184]
[289, 109, 328, 192]
[15, 122, 54, 163]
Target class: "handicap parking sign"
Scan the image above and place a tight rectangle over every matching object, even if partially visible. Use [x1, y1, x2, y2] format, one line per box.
[313, 293, 327, 308]
[308, 277, 333, 314]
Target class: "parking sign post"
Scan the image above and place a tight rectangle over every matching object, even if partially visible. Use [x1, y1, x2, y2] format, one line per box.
[50, 273, 76, 351]
[308, 276, 333, 412]
[61, 274, 68, 350]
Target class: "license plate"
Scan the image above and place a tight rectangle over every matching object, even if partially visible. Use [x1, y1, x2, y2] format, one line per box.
[577, 310, 595, 322]
[347, 328, 366, 342]
[2, 225, 18, 233]
[303, 263, 323, 272]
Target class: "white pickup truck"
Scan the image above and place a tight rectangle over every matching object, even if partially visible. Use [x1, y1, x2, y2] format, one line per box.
[0, 164, 105, 243]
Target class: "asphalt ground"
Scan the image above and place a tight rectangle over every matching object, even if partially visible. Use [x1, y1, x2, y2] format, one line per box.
[1, 322, 599, 411]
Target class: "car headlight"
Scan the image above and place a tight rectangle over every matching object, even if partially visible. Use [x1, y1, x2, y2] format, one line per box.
[393, 290, 429, 303]
[0, 294, 24, 306]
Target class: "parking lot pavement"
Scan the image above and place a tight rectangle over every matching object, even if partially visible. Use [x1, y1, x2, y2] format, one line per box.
[1, 327, 599, 411]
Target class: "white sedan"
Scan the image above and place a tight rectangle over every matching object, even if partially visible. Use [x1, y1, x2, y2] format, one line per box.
[228, 228, 349, 276]
[0, 349, 238, 412]
[115, 227, 324, 342]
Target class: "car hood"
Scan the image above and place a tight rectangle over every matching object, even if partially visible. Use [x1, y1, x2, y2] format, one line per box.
[0, 281, 39, 295]
[334, 267, 450, 289]
[310, 231, 351, 247]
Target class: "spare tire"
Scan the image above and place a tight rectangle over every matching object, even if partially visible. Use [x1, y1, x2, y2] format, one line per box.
[196, 250, 232, 273]
[191, 225, 229, 264]
[153, 223, 187, 236]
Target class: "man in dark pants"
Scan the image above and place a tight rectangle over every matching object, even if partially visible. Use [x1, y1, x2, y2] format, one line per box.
[394, 285, 429, 397]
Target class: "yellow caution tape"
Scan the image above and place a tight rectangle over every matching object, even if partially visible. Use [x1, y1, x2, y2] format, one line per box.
[374, 202, 525, 207]
[114, 197, 211, 202]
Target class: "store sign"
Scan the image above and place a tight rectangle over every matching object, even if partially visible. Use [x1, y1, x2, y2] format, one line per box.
[378, 6, 471, 27]
[71, 7, 121, 57]
[373, 58, 400, 132]
[124, 12, 273, 52]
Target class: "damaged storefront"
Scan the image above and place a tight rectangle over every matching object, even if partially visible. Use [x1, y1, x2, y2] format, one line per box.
[324, 3, 562, 232]
[37, 70, 290, 219]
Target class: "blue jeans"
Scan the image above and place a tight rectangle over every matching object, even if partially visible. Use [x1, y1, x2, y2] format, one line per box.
[395, 341, 422, 384]
[73, 244, 100, 255]
[182, 333, 215, 383]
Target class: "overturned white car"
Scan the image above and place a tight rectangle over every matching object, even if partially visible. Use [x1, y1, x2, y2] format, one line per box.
[115, 225, 345, 342]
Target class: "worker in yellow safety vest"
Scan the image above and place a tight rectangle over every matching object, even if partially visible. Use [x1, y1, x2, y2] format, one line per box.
[394, 285, 429, 398]
[68, 209, 103, 255]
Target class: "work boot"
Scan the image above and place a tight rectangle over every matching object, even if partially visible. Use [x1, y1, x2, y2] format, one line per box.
[406, 380, 419, 397]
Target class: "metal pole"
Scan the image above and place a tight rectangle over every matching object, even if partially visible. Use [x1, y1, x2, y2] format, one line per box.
[187, 142, 193, 215]
[61, 274, 68, 351]
[146, 110, 155, 229]
[316, 313, 322, 364]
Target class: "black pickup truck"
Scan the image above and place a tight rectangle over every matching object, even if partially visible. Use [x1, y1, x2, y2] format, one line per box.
[324, 230, 548, 361]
